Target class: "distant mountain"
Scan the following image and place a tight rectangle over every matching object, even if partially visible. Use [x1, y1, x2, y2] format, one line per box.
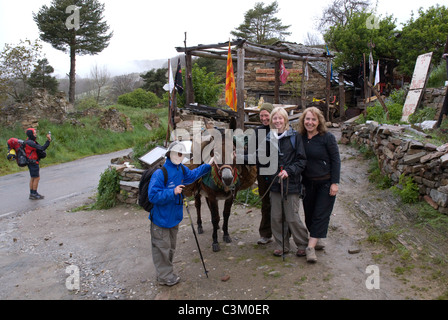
[106, 59, 166, 76]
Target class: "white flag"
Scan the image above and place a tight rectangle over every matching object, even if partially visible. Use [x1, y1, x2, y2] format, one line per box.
[374, 60, 380, 86]
[304, 60, 309, 81]
[163, 62, 174, 93]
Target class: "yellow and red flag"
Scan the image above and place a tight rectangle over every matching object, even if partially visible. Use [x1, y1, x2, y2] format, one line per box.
[225, 42, 237, 111]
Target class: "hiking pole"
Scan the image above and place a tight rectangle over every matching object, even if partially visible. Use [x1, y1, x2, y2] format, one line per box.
[280, 168, 286, 262]
[182, 194, 209, 278]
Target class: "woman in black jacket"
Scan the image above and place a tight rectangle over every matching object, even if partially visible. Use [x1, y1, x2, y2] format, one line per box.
[299, 107, 341, 263]
[267, 107, 308, 258]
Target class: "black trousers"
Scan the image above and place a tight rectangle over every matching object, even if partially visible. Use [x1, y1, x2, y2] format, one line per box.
[302, 179, 336, 239]
[257, 174, 272, 238]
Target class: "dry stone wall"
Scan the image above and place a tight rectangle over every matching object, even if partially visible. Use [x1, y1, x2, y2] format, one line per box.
[0, 89, 72, 129]
[341, 122, 448, 215]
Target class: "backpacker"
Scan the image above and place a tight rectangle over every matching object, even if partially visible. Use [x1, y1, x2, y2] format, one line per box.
[138, 164, 186, 213]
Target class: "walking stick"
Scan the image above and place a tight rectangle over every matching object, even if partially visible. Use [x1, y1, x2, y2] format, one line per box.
[182, 194, 209, 278]
[280, 168, 286, 262]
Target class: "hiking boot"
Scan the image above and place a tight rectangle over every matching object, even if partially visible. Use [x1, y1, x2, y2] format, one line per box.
[29, 193, 45, 200]
[306, 247, 317, 263]
[257, 237, 273, 245]
[315, 239, 325, 251]
[158, 275, 181, 286]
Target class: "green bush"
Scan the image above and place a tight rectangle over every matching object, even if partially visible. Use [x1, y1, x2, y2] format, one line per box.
[117, 88, 160, 109]
[75, 96, 100, 110]
[408, 107, 437, 125]
[392, 174, 419, 204]
[388, 88, 407, 105]
[177, 63, 224, 107]
[94, 167, 121, 209]
[427, 60, 447, 88]
[365, 102, 403, 123]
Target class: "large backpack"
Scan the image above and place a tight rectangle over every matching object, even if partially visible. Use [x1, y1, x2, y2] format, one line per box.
[17, 141, 33, 167]
[138, 164, 186, 213]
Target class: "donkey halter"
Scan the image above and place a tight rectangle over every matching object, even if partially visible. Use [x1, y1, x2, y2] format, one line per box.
[212, 161, 238, 191]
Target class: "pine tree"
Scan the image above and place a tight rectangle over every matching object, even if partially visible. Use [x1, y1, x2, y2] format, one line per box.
[28, 58, 59, 95]
[33, 0, 113, 104]
[231, 1, 291, 45]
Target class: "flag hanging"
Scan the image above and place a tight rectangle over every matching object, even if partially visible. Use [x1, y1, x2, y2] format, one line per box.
[374, 60, 380, 87]
[279, 59, 290, 84]
[163, 61, 174, 93]
[225, 42, 237, 111]
[304, 60, 309, 81]
[175, 58, 184, 95]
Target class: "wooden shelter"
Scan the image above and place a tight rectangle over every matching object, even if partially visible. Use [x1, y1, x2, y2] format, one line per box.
[176, 39, 334, 129]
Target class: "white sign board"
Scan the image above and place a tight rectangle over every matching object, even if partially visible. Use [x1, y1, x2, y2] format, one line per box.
[402, 52, 433, 122]
[139, 146, 167, 166]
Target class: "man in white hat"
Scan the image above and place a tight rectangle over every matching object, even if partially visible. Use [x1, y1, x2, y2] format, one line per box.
[148, 141, 211, 286]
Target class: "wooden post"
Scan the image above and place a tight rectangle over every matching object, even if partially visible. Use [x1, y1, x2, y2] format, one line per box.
[339, 73, 345, 119]
[301, 60, 307, 110]
[185, 52, 194, 105]
[436, 85, 448, 128]
[325, 57, 331, 122]
[165, 59, 172, 147]
[236, 45, 245, 129]
[274, 59, 280, 104]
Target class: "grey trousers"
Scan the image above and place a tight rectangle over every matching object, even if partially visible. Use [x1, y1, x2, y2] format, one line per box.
[151, 222, 179, 282]
[270, 192, 308, 252]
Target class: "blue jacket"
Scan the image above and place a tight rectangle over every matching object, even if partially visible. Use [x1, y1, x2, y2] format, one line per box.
[148, 158, 211, 228]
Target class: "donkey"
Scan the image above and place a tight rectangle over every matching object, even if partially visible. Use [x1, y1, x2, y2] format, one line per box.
[184, 127, 256, 252]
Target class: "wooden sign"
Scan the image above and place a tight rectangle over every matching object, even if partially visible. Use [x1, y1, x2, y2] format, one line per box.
[402, 52, 433, 122]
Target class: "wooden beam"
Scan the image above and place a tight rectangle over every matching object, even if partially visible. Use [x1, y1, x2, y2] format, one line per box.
[176, 39, 246, 53]
[243, 43, 332, 62]
[189, 50, 271, 63]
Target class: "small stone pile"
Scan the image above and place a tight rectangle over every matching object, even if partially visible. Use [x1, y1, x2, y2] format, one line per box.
[341, 121, 448, 215]
[99, 108, 134, 133]
[111, 164, 144, 205]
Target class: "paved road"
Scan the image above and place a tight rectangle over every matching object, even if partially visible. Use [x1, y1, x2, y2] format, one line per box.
[0, 149, 132, 219]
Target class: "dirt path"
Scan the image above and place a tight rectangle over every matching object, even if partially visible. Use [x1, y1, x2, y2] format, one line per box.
[0, 129, 447, 301]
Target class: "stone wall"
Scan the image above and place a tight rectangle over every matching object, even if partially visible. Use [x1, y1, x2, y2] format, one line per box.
[245, 60, 332, 105]
[341, 122, 448, 215]
[111, 164, 144, 205]
[0, 89, 72, 129]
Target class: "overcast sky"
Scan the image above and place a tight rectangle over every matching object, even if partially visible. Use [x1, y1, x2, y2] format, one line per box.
[0, 0, 444, 77]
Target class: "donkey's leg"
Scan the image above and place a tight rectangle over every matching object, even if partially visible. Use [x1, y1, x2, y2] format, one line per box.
[195, 193, 203, 234]
[222, 197, 233, 244]
[207, 198, 221, 252]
